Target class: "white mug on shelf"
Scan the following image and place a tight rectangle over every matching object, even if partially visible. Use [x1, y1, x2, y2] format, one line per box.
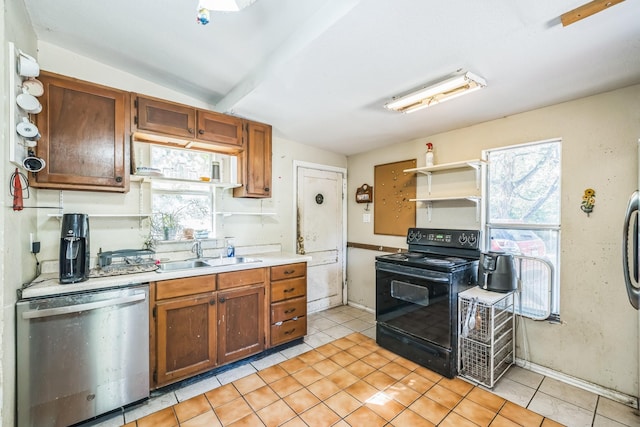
[16, 87, 41, 113]
[17, 50, 39, 78]
[22, 77, 44, 96]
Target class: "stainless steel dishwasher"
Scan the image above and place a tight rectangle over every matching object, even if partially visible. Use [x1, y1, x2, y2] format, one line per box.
[16, 284, 149, 427]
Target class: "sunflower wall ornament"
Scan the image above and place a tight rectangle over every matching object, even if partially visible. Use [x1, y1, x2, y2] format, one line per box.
[581, 188, 596, 216]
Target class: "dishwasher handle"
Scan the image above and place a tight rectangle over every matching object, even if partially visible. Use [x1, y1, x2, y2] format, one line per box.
[22, 293, 146, 320]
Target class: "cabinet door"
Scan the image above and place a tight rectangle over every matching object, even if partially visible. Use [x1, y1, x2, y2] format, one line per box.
[234, 120, 272, 198]
[34, 72, 129, 192]
[196, 110, 243, 147]
[135, 95, 196, 139]
[155, 293, 217, 387]
[218, 285, 265, 364]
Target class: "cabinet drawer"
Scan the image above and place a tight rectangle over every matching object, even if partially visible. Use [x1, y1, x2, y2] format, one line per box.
[217, 268, 266, 290]
[271, 316, 306, 346]
[155, 275, 216, 300]
[271, 297, 306, 323]
[271, 263, 306, 281]
[271, 277, 306, 302]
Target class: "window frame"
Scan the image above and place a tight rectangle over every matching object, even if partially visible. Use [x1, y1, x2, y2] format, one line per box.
[483, 138, 562, 320]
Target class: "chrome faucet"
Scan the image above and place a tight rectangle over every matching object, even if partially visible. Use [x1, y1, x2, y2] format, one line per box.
[191, 239, 203, 258]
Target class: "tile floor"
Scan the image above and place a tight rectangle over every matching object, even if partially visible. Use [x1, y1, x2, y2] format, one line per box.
[87, 305, 639, 427]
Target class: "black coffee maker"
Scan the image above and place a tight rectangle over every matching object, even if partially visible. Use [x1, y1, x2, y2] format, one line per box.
[59, 213, 90, 284]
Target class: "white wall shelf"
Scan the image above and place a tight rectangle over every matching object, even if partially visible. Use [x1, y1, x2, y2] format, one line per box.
[130, 174, 241, 189]
[214, 212, 277, 217]
[410, 196, 481, 222]
[404, 159, 487, 193]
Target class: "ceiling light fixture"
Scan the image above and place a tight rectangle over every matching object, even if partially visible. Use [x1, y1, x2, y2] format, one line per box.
[199, 0, 257, 12]
[197, 0, 258, 24]
[385, 71, 487, 114]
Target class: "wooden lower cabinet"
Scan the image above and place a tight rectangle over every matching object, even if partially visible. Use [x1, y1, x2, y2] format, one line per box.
[155, 293, 217, 387]
[218, 285, 265, 364]
[151, 269, 267, 389]
[269, 263, 308, 346]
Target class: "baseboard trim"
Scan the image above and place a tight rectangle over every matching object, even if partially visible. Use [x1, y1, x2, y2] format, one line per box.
[346, 301, 375, 314]
[515, 358, 638, 409]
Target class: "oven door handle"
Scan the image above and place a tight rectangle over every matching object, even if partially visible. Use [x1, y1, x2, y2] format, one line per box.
[376, 264, 450, 282]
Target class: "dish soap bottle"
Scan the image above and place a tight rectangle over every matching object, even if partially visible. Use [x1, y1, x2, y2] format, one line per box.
[226, 237, 235, 258]
[426, 142, 434, 167]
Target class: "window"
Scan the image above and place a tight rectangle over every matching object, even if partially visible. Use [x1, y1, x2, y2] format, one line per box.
[485, 139, 561, 320]
[150, 145, 216, 240]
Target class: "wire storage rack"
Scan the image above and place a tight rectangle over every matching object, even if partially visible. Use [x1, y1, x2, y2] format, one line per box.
[458, 287, 515, 388]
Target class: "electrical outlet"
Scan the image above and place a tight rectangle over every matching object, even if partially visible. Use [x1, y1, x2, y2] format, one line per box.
[363, 213, 371, 223]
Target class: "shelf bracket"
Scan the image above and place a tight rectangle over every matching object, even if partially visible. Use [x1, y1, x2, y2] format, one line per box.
[427, 201, 433, 222]
[426, 172, 432, 195]
[466, 162, 483, 190]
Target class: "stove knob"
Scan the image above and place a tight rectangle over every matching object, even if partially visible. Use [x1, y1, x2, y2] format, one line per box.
[468, 234, 478, 246]
[458, 234, 468, 245]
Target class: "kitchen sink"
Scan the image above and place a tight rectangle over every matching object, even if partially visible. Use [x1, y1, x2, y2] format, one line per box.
[156, 259, 213, 273]
[156, 257, 262, 273]
[203, 256, 262, 266]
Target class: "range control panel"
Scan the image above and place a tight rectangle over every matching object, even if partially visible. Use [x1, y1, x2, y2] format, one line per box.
[407, 228, 480, 249]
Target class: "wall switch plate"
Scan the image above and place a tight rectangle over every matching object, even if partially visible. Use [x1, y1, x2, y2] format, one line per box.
[363, 213, 371, 223]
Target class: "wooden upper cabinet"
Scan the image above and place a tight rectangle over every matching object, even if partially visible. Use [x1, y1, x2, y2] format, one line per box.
[196, 110, 243, 147]
[33, 71, 130, 192]
[135, 96, 196, 139]
[133, 94, 243, 153]
[234, 120, 272, 198]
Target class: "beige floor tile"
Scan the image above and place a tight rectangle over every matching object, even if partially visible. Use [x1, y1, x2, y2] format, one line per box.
[362, 352, 391, 369]
[291, 366, 325, 386]
[257, 365, 288, 384]
[528, 391, 593, 427]
[499, 401, 545, 427]
[299, 402, 341, 427]
[504, 365, 544, 388]
[232, 373, 267, 395]
[205, 383, 241, 408]
[466, 386, 507, 413]
[384, 381, 422, 407]
[343, 406, 387, 427]
[453, 398, 497, 427]
[408, 395, 449, 425]
[135, 407, 178, 427]
[439, 411, 479, 427]
[344, 359, 377, 378]
[389, 408, 436, 426]
[179, 410, 222, 427]
[439, 376, 474, 396]
[228, 412, 265, 427]
[256, 399, 296, 427]
[314, 343, 342, 357]
[363, 370, 397, 390]
[283, 388, 321, 414]
[312, 358, 341, 376]
[297, 349, 326, 365]
[400, 371, 436, 394]
[345, 380, 379, 403]
[379, 361, 412, 380]
[424, 384, 464, 409]
[323, 390, 362, 418]
[270, 375, 304, 398]
[243, 385, 279, 411]
[173, 394, 212, 423]
[213, 397, 253, 426]
[365, 391, 406, 421]
[279, 357, 309, 374]
[329, 350, 358, 367]
[326, 368, 359, 389]
[306, 377, 341, 400]
[596, 397, 640, 426]
[345, 344, 375, 359]
[538, 376, 598, 412]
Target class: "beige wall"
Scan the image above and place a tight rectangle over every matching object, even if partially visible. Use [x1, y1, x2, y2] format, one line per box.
[346, 84, 640, 396]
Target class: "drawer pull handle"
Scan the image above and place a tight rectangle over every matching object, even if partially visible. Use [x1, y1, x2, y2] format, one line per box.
[219, 297, 226, 303]
[284, 270, 295, 275]
[210, 299, 216, 305]
[292, 316, 299, 321]
[284, 308, 296, 314]
[275, 321, 283, 326]
[284, 328, 296, 335]
[283, 288, 295, 293]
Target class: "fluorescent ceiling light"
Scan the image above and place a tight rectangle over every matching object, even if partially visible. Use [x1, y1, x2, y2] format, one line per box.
[385, 72, 487, 114]
[199, 0, 257, 11]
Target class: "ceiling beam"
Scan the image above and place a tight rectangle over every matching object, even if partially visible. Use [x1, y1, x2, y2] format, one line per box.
[561, 0, 625, 26]
[214, 0, 362, 113]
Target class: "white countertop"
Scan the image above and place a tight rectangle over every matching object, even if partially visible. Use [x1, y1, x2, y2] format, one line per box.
[21, 252, 311, 299]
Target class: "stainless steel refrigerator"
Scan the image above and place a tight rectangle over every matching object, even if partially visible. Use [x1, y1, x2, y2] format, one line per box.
[623, 138, 640, 407]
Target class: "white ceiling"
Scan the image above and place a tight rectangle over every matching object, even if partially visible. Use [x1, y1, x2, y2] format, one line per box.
[22, 0, 640, 156]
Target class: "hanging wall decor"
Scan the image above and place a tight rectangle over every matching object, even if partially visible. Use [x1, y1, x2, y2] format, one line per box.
[581, 188, 596, 216]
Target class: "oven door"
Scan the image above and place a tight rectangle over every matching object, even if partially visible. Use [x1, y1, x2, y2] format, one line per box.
[376, 261, 453, 348]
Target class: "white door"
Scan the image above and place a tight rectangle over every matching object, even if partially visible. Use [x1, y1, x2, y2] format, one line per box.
[296, 164, 346, 313]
